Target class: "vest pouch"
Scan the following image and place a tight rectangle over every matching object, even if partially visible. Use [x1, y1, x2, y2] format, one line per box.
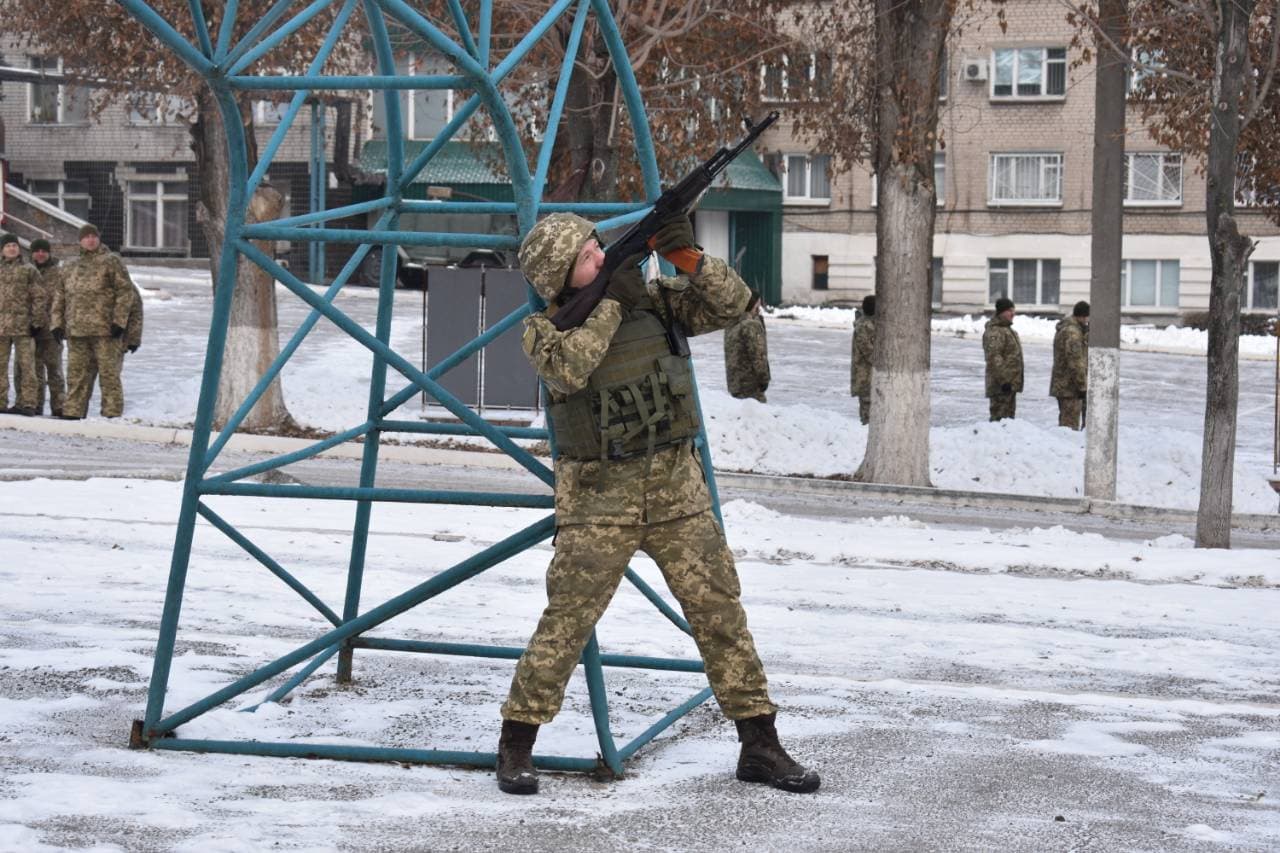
[658, 354, 692, 397]
[546, 310, 701, 461]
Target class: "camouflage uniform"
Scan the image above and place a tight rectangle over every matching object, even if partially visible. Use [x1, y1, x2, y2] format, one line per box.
[27, 258, 66, 414]
[52, 245, 134, 418]
[983, 316, 1023, 421]
[0, 255, 45, 411]
[502, 215, 775, 726]
[850, 314, 875, 425]
[723, 310, 770, 402]
[1050, 316, 1088, 430]
[104, 283, 144, 382]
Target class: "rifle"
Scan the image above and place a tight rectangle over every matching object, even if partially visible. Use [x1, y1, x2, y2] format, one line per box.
[550, 111, 779, 336]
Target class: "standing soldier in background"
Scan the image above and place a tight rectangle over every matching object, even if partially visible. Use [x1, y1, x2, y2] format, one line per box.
[1051, 300, 1090, 430]
[983, 297, 1023, 422]
[51, 224, 135, 420]
[723, 289, 770, 402]
[27, 239, 66, 416]
[0, 233, 45, 416]
[497, 212, 819, 797]
[850, 294, 875, 425]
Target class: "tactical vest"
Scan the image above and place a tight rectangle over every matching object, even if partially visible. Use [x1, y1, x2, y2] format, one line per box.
[548, 307, 700, 463]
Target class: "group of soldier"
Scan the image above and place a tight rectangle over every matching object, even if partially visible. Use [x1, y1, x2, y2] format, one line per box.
[0, 224, 142, 419]
[848, 294, 1092, 431]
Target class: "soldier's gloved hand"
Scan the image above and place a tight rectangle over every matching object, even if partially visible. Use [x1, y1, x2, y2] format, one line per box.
[128, 344, 140, 354]
[52, 328, 64, 343]
[652, 213, 695, 255]
[1000, 383, 1013, 394]
[110, 324, 126, 339]
[604, 253, 649, 311]
[29, 326, 40, 338]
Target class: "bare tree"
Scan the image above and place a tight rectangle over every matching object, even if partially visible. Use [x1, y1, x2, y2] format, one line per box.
[1067, 0, 1280, 546]
[1, 0, 367, 432]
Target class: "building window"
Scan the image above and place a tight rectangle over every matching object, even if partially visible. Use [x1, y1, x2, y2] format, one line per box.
[934, 151, 947, 205]
[991, 47, 1067, 99]
[1246, 261, 1279, 311]
[254, 100, 290, 126]
[370, 53, 456, 140]
[932, 257, 944, 306]
[126, 179, 189, 250]
[28, 56, 88, 125]
[781, 154, 831, 204]
[127, 95, 187, 125]
[28, 179, 92, 220]
[988, 258, 1060, 306]
[870, 152, 947, 207]
[989, 153, 1063, 206]
[812, 255, 829, 290]
[1122, 259, 1180, 307]
[760, 52, 830, 102]
[1127, 48, 1164, 97]
[1124, 152, 1181, 206]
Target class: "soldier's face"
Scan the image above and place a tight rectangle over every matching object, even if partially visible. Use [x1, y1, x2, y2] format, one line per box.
[2, 243, 19, 259]
[32, 249, 49, 264]
[568, 237, 604, 289]
[80, 234, 100, 252]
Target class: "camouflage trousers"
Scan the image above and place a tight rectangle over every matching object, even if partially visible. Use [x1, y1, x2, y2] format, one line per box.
[66, 336, 123, 418]
[989, 393, 1017, 422]
[1057, 397, 1083, 430]
[15, 334, 65, 414]
[502, 511, 776, 724]
[0, 335, 37, 410]
[857, 396, 870, 426]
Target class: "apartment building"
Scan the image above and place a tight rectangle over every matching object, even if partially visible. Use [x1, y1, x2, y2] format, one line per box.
[0, 40, 340, 277]
[760, 0, 1280, 318]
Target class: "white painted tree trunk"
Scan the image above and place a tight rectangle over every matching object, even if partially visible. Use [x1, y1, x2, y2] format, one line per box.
[1085, 347, 1119, 499]
[1196, 0, 1256, 548]
[192, 92, 296, 434]
[861, 163, 933, 487]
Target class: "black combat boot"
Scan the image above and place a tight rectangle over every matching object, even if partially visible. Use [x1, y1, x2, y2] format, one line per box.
[496, 719, 539, 795]
[734, 713, 821, 793]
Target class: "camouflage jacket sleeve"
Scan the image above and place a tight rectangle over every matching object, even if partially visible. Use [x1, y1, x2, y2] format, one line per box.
[125, 287, 144, 347]
[522, 298, 623, 396]
[27, 267, 48, 329]
[1066, 328, 1086, 389]
[653, 255, 750, 336]
[108, 254, 135, 329]
[748, 316, 770, 381]
[50, 274, 64, 332]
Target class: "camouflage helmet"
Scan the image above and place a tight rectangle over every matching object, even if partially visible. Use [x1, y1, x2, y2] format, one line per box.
[518, 213, 596, 301]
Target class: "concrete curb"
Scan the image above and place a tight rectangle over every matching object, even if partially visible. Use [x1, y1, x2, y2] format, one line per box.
[0, 413, 524, 471]
[3, 414, 1276, 533]
[714, 471, 1280, 534]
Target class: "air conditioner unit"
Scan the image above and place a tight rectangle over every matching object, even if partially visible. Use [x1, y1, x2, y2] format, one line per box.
[963, 58, 988, 82]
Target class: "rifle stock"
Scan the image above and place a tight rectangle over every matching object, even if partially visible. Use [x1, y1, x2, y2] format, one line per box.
[549, 112, 779, 332]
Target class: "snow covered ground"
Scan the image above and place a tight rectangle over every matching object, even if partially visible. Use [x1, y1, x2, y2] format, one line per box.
[1, 477, 1277, 850]
[112, 267, 1280, 513]
[3, 268, 1277, 849]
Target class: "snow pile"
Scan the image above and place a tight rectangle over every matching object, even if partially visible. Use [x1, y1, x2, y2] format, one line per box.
[701, 390, 1278, 513]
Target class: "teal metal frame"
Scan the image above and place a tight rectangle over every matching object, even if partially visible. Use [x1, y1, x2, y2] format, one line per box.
[119, 0, 724, 777]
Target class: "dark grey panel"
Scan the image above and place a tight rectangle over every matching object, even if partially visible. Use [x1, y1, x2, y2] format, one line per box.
[483, 270, 538, 408]
[425, 267, 482, 407]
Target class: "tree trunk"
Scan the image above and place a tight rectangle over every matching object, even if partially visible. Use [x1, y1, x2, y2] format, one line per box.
[1085, 0, 1128, 502]
[192, 90, 297, 434]
[552, 25, 620, 202]
[858, 0, 951, 487]
[1196, 0, 1256, 548]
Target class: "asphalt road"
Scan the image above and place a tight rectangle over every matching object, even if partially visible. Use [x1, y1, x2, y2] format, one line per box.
[1, 426, 1275, 548]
